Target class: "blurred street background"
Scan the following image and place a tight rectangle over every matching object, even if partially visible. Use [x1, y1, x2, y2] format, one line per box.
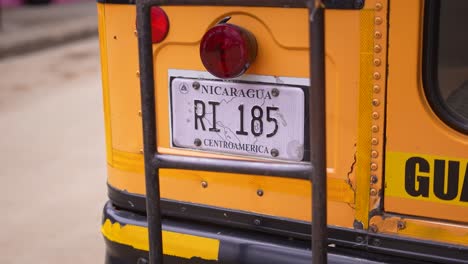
[0, 1, 107, 263]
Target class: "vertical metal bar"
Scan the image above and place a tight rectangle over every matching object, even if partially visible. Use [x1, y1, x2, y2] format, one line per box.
[136, 2, 164, 264]
[308, 1, 327, 264]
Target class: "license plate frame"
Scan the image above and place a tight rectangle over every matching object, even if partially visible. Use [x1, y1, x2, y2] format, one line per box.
[169, 71, 308, 162]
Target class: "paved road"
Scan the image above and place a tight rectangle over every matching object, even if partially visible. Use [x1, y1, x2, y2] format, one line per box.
[0, 38, 107, 263]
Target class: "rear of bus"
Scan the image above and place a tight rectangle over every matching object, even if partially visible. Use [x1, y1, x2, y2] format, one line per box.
[97, 0, 468, 263]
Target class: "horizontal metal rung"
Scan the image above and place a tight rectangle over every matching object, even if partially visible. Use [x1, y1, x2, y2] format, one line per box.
[154, 154, 313, 180]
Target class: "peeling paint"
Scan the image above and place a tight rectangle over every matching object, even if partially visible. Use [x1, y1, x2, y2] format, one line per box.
[346, 144, 357, 192]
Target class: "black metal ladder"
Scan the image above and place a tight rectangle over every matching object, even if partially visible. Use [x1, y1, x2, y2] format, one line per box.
[136, 0, 328, 263]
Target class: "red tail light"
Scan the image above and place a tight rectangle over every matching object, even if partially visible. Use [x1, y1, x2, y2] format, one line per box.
[200, 21, 257, 79]
[150, 7, 169, 43]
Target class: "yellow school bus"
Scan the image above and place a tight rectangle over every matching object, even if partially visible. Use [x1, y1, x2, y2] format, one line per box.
[97, 0, 468, 263]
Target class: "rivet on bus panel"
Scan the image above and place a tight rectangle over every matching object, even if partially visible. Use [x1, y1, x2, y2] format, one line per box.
[371, 138, 379, 145]
[370, 188, 377, 196]
[373, 85, 381, 93]
[374, 31, 382, 39]
[373, 72, 381, 80]
[374, 44, 382, 53]
[371, 163, 378, 171]
[371, 175, 378, 184]
[372, 99, 380, 106]
[201, 181, 208, 188]
[371, 150, 379, 158]
[375, 17, 383, 25]
[136, 71, 140, 78]
[375, 3, 383, 11]
[397, 220, 406, 230]
[372, 125, 379, 133]
[139, 149, 143, 154]
[372, 112, 380, 119]
[373, 59, 381, 67]
[257, 189, 264, 196]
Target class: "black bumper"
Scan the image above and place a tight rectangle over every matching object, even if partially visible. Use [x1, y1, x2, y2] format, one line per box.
[102, 201, 442, 264]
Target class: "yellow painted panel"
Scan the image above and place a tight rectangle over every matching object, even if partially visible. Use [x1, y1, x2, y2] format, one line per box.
[104, 5, 142, 153]
[101, 4, 364, 230]
[107, 162, 354, 222]
[385, 0, 468, 224]
[385, 152, 468, 222]
[385, 1, 467, 160]
[97, 3, 113, 164]
[370, 215, 468, 247]
[386, 197, 468, 224]
[102, 219, 220, 260]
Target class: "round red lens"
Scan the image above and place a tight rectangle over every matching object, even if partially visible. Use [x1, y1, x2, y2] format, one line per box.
[200, 24, 257, 79]
[150, 7, 169, 43]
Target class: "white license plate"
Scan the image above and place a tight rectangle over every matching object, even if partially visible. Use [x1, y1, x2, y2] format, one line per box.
[170, 78, 305, 161]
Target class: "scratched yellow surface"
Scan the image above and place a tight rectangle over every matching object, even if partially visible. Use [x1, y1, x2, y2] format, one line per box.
[102, 219, 220, 260]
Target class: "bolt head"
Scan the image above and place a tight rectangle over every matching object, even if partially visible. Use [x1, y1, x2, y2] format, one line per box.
[369, 224, 379, 233]
[257, 189, 264, 196]
[271, 88, 280, 97]
[192, 81, 200, 90]
[201, 181, 208, 188]
[194, 138, 202, 147]
[397, 220, 406, 230]
[137, 258, 148, 264]
[271, 148, 279, 157]
[372, 239, 381, 247]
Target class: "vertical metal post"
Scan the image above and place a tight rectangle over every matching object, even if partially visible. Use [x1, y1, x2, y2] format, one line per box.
[136, 2, 164, 264]
[308, 1, 327, 264]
